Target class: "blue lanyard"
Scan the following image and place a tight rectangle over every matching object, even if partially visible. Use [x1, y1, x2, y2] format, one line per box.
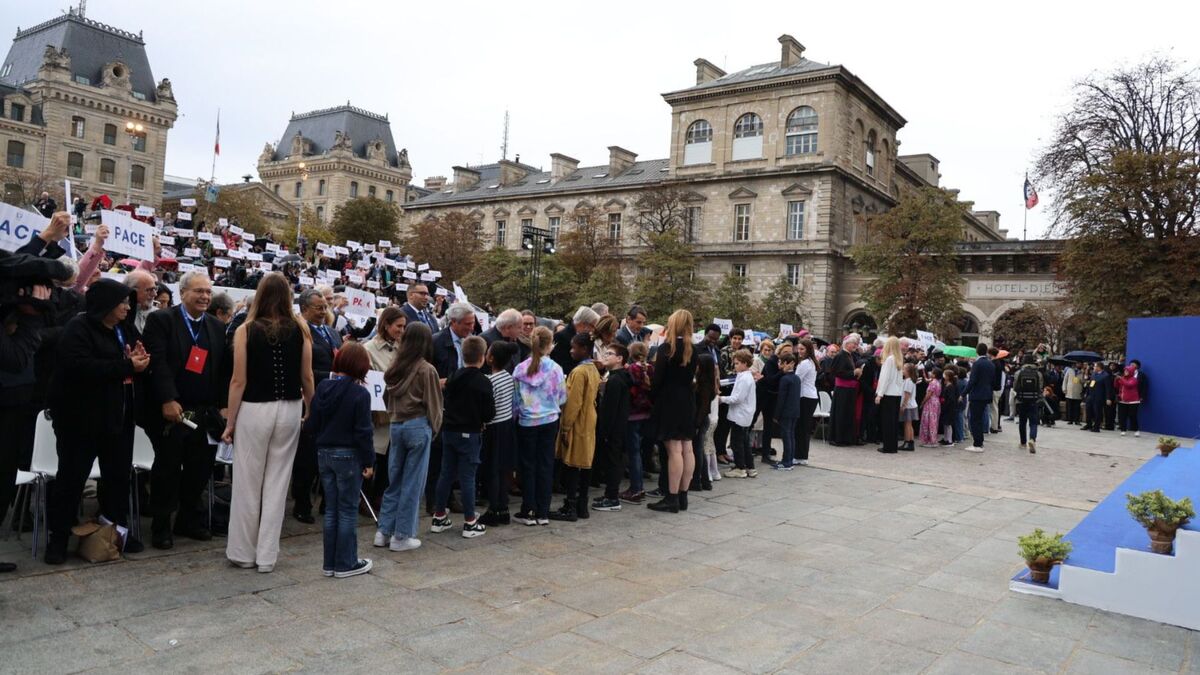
[114, 325, 127, 351]
[310, 323, 331, 343]
[180, 306, 202, 344]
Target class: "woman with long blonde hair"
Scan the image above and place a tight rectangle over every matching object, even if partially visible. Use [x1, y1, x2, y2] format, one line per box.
[512, 326, 567, 525]
[647, 309, 698, 513]
[222, 272, 314, 572]
[873, 335, 904, 454]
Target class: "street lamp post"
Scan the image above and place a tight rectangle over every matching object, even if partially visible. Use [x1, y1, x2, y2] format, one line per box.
[521, 224, 556, 316]
[124, 120, 144, 205]
[295, 161, 309, 251]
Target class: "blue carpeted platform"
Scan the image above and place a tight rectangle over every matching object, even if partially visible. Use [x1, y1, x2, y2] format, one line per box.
[1013, 442, 1199, 589]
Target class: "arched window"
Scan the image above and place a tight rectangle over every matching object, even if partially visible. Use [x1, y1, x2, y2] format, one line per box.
[732, 113, 764, 160]
[316, 205, 324, 221]
[273, 184, 280, 196]
[67, 151, 84, 178]
[950, 314, 980, 347]
[368, 185, 376, 198]
[130, 164, 146, 190]
[785, 106, 818, 155]
[683, 120, 712, 166]
[99, 158, 115, 183]
[71, 116, 86, 139]
[317, 179, 326, 196]
[5, 140, 24, 168]
[865, 129, 877, 176]
[294, 181, 302, 198]
[842, 311, 878, 342]
[350, 181, 359, 197]
[103, 123, 117, 145]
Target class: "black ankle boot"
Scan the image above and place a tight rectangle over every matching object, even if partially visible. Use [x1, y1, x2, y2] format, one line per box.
[678, 492, 689, 511]
[647, 493, 679, 513]
[44, 532, 68, 565]
[548, 500, 577, 522]
[575, 496, 590, 520]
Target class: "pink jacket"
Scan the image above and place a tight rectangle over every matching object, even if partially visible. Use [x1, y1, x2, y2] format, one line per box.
[1115, 368, 1141, 404]
[75, 245, 155, 292]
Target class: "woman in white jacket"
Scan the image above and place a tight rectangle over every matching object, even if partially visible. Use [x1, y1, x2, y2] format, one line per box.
[874, 336, 904, 454]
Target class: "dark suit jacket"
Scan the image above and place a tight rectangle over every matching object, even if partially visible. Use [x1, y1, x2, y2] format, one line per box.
[965, 357, 996, 401]
[550, 323, 578, 375]
[479, 327, 526, 373]
[1135, 370, 1149, 403]
[309, 323, 343, 383]
[402, 303, 439, 333]
[432, 328, 459, 380]
[142, 306, 229, 410]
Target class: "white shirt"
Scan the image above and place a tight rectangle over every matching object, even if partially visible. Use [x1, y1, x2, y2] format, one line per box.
[797, 359, 818, 399]
[875, 355, 904, 397]
[902, 378, 918, 409]
[720, 370, 757, 427]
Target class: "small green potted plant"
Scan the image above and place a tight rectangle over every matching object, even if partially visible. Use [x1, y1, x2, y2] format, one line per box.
[1126, 490, 1195, 554]
[1157, 437, 1181, 457]
[1017, 528, 1073, 584]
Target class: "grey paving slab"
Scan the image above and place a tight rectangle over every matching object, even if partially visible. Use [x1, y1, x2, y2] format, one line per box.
[686, 620, 820, 673]
[509, 631, 644, 673]
[987, 593, 1096, 640]
[571, 609, 704, 659]
[116, 593, 295, 650]
[472, 597, 595, 646]
[1065, 648, 1173, 674]
[923, 649, 1041, 674]
[632, 587, 761, 633]
[633, 649, 744, 675]
[1081, 608, 1193, 671]
[957, 618, 1079, 671]
[548, 575, 659, 617]
[779, 634, 938, 674]
[402, 619, 512, 669]
[850, 606, 970, 654]
[886, 585, 997, 628]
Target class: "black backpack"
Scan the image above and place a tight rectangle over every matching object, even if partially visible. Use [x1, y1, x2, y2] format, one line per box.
[1014, 368, 1040, 402]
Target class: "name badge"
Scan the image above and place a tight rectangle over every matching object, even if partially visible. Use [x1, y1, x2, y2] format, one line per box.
[186, 346, 209, 374]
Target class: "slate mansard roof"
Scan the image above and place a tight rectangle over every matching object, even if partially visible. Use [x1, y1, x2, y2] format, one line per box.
[0, 12, 158, 100]
[667, 58, 834, 96]
[272, 105, 404, 168]
[408, 158, 671, 208]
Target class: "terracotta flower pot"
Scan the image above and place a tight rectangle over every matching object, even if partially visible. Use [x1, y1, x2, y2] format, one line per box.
[1026, 558, 1056, 584]
[1158, 445, 1177, 457]
[1148, 526, 1179, 554]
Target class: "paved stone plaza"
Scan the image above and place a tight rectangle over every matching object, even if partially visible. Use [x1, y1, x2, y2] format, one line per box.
[1, 423, 1196, 674]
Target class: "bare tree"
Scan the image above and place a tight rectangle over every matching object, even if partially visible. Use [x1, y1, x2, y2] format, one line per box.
[632, 186, 691, 244]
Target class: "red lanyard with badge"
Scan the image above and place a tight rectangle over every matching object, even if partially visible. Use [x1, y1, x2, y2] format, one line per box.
[181, 306, 208, 374]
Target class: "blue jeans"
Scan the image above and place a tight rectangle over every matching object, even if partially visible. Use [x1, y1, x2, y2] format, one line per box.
[378, 418, 431, 539]
[626, 420, 644, 493]
[436, 431, 482, 520]
[1017, 401, 1039, 445]
[318, 447, 363, 573]
[954, 408, 965, 442]
[968, 399, 988, 448]
[517, 421, 559, 518]
[778, 415, 798, 466]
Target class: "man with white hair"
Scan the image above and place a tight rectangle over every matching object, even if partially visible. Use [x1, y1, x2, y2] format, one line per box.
[480, 308, 527, 373]
[124, 270, 157, 332]
[590, 302, 609, 318]
[829, 333, 862, 446]
[432, 302, 477, 380]
[551, 306, 598, 375]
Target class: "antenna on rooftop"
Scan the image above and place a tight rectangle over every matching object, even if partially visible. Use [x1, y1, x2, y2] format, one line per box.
[77, 0, 86, 17]
[500, 109, 510, 161]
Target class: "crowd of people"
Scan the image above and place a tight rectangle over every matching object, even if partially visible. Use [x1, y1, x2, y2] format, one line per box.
[0, 209, 1151, 578]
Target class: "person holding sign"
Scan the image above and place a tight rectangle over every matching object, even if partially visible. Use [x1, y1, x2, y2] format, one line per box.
[44, 279, 150, 563]
[223, 273, 315, 573]
[142, 270, 229, 550]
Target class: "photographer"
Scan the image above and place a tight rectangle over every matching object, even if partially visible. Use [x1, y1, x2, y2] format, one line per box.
[0, 240, 70, 573]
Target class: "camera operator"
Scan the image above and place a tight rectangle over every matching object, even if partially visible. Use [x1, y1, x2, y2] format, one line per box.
[0, 232, 72, 573]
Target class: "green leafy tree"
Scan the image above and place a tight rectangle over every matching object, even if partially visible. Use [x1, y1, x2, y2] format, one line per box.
[460, 247, 530, 311]
[329, 196, 399, 248]
[851, 186, 967, 336]
[573, 264, 627, 313]
[1036, 59, 1200, 352]
[753, 276, 806, 333]
[709, 273, 754, 329]
[991, 304, 1051, 352]
[401, 210, 489, 284]
[634, 231, 704, 323]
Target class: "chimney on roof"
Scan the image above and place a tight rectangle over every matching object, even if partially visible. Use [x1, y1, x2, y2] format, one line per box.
[424, 176, 447, 191]
[694, 58, 726, 85]
[497, 159, 529, 186]
[778, 35, 806, 68]
[451, 166, 480, 191]
[550, 153, 579, 183]
[608, 146, 637, 176]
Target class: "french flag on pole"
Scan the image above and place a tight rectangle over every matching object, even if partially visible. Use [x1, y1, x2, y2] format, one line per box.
[1024, 175, 1039, 209]
[214, 112, 220, 156]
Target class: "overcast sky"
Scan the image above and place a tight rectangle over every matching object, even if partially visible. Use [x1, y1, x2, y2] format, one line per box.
[7, 1, 1200, 239]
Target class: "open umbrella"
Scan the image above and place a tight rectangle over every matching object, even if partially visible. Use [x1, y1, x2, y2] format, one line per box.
[1047, 355, 1073, 366]
[1063, 350, 1103, 363]
[941, 345, 977, 358]
[277, 254, 301, 263]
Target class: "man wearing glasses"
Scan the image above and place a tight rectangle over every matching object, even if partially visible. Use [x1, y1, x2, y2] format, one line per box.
[401, 282, 439, 333]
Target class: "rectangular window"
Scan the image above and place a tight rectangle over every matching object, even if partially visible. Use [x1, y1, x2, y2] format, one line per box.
[9, 103, 25, 122]
[67, 152, 83, 178]
[131, 164, 145, 190]
[99, 158, 115, 184]
[294, 182, 302, 198]
[787, 263, 802, 286]
[350, 182, 359, 197]
[74, 75, 90, 85]
[132, 134, 146, 152]
[608, 213, 622, 241]
[368, 185, 376, 197]
[548, 216, 561, 240]
[521, 218, 532, 229]
[6, 140, 24, 168]
[733, 204, 751, 242]
[685, 206, 702, 243]
[786, 201, 805, 240]
[496, 219, 507, 247]
[385, 190, 394, 202]
[104, 124, 117, 145]
[732, 263, 747, 278]
[318, 179, 326, 196]
[71, 117, 86, 138]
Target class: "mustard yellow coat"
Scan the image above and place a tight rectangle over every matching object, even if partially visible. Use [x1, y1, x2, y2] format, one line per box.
[556, 363, 600, 469]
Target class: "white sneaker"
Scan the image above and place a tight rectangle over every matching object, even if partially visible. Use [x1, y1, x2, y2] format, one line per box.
[1018, 442, 1026, 450]
[537, 518, 550, 526]
[711, 471, 722, 481]
[1135, 431, 1141, 437]
[797, 459, 809, 466]
[334, 558, 373, 578]
[1121, 431, 1126, 437]
[1028, 439, 1036, 454]
[965, 445, 984, 453]
[389, 537, 421, 552]
[373, 531, 388, 548]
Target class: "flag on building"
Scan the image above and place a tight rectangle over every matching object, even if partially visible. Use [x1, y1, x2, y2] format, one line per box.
[1024, 175, 1039, 209]
[214, 112, 221, 156]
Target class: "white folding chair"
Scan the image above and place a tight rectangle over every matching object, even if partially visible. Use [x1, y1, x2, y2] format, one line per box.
[28, 411, 58, 558]
[814, 391, 832, 441]
[129, 428, 156, 541]
[2, 471, 40, 557]
[208, 444, 234, 532]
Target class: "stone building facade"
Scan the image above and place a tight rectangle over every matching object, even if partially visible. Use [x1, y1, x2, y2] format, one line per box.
[0, 9, 177, 208]
[256, 105, 425, 225]
[403, 36, 1029, 339]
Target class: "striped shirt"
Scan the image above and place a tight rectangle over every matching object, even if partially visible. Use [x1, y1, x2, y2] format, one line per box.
[487, 370, 516, 425]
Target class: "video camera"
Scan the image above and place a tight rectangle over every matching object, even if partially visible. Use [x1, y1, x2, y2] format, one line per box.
[0, 248, 72, 313]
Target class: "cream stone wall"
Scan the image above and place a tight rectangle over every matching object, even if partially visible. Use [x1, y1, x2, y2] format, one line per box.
[258, 153, 413, 224]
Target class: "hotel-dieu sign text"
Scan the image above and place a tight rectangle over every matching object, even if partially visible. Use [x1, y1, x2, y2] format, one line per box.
[967, 280, 1067, 299]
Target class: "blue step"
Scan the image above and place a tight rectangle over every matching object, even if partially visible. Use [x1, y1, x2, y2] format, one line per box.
[1012, 442, 1200, 589]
